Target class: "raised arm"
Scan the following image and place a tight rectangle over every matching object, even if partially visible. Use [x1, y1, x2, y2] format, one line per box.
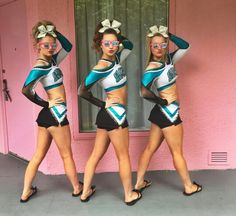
[52, 31, 73, 65]
[116, 36, 133, 64]
[169, 33, 190, 64]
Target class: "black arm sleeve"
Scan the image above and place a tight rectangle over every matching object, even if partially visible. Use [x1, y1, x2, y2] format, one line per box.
[141, 85, 168, 106]
[22, 82, 49, 108]
[78, 81, 106, 108]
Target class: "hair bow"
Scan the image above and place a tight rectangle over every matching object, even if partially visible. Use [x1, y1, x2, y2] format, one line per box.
[98, 19, 121, 34]
[147, 25, 168, 38]
[37, 25, 57, 38]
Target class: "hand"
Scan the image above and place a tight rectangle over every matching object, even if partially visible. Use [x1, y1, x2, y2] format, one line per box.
[48, 97, 64, 108]
[105, 97, 120, 108]
[166, 94, 178, 105]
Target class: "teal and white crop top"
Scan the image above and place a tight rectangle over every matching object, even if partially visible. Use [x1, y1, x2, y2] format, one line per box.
[141, 33, 190, 105]
[22, 31, 72, 108]
[85, 57, 126, 93]
[141, 34, 190, 122]
[78, 39, 133, 108]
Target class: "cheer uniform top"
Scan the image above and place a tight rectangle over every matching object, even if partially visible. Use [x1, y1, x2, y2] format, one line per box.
[22, 32, 72, 125]
[142, 34, 190, 124]
[78, 39, 133, 128]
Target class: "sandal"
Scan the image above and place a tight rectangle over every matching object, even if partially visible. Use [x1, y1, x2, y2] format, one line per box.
[72, 181, 84, 197]
[80, 185, 96, 202]
[20, 186, 38, 203]
[125, 190, 142, 206]
[135, 180, 152, 193]
[183, 181, 202, 196]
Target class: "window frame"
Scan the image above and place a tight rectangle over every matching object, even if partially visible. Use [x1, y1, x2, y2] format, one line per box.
[70, 0, 176, 139]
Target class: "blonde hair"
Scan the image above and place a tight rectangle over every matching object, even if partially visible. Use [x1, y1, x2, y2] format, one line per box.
[31, 20, 56, 48]
[145, 33, 169, 67]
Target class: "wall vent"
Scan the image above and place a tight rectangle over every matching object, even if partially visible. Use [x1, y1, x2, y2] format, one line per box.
[208, 151, 228, 165]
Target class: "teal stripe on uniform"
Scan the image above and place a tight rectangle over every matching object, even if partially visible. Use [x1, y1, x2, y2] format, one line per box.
[85, 70, 112, 87]
[24, 69, 49, 86]
[44, 82, 63, 90]
[162, 105, 179, 118]
[109, 107, 126, 121]
[142, 70, 163, 87]
[105, 82, 127, 92]
[52, 107, 67, 118]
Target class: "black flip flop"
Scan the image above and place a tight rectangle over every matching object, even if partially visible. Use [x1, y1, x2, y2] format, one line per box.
[20, 186, 38, 203]
[183, 181, 202, 196]
[72, 181, 84, 197]
[136, 179, 152, 193]
[80, 185, 96, 202]
[125, 190, 142, 206]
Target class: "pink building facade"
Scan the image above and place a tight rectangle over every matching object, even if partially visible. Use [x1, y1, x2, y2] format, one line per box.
[0, 0, 235, 174]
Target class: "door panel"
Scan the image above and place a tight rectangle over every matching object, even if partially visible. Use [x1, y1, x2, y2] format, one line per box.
[0, 0, 35, 159]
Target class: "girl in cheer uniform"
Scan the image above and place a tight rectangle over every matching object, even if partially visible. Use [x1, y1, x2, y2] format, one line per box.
[135, 25, 202, 196]
[20, 20, 82, 202]
[78, 19, 142, 205]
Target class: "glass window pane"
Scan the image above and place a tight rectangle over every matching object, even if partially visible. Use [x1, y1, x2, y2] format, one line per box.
[75, 0, 169, 132]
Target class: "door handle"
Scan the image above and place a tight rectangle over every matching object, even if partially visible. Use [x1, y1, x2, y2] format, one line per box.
[2, 79, 12, 102]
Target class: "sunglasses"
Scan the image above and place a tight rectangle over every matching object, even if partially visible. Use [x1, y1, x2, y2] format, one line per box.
[39, 42, 57, 49]
[101, 40, 120, 47]
[151, 43, 168, 49]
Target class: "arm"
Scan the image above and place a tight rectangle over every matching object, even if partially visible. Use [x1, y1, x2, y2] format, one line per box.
[52, 31, 73, 65]
[140, 84, 168, 106]
[169, 33, 190, 64]
[116, 36, 133, 64]
[22, 69, 49, 107]
[78, 69, 109, 108]
[78, 82, 105, 108]
[141, 66, 168, 106]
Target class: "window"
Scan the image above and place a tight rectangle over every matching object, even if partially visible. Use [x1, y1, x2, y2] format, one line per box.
[75, 0, 169, 132]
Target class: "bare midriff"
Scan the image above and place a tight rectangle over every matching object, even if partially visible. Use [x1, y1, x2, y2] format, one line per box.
[159, 84, 178, 104]
[46, 85, 66, 102]
[107, 86, 127, 105]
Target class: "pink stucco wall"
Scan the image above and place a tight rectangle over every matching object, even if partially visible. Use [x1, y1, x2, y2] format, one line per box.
[0, 0, 235, 174]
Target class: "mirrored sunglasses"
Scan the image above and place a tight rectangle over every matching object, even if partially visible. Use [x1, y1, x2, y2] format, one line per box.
[102, 40, 120, 47]
[39, 42, 57, 49]
[151, 43, 168, 49]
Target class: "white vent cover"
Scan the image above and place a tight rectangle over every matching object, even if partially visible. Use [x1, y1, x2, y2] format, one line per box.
[208, 151, 228, 165]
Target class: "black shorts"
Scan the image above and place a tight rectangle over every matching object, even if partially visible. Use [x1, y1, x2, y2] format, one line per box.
[36, 107, 69, 128]
[148, 104, 182, 129]
[95, 108, 128, 131]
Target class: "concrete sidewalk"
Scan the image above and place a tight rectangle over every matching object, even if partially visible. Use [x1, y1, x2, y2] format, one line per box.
[0, 153, 235, 216]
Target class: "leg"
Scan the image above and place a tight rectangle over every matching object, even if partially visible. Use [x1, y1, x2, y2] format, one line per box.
[21, 127, 52, 200]
[163, 124, 201, 194]
[135, 123, 164, 190]
[108, 127, 141, 203]
[47, 125, 81, 195]
[81, 128, 110, 200]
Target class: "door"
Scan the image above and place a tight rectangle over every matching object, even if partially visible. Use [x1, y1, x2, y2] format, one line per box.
[0, 0, 35, 160]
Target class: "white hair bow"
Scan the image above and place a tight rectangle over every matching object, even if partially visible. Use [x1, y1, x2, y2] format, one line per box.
[147, 25, 168, 38]
[98, 19, 121, 34]
[37, 25, 57, 38]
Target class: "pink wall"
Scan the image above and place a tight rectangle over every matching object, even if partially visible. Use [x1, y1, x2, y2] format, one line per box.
[0, 0, 235, 174]
[173, 0, 236, 170]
